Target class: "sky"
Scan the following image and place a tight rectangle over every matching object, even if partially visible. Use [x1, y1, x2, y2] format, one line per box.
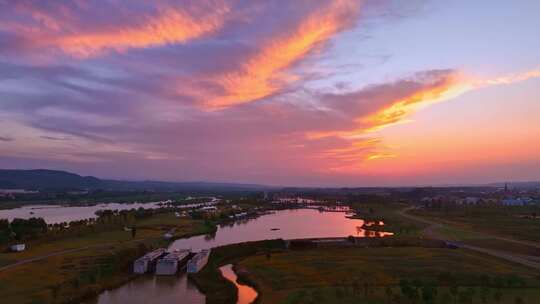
[0, 0, 539, 187]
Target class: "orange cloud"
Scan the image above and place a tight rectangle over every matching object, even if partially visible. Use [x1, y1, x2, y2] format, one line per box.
[7, 2, 231, 58]
[308, 67, 540, 173]
[362, 74, 468, 132]
[57, 6, 230, 57]
[201, 0, 360, 109]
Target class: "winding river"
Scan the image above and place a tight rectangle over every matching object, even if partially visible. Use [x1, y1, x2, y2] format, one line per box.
[88, 208, 391, 304]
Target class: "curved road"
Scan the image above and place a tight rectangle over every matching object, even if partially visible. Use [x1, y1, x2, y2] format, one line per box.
[398, 207, 540, 270]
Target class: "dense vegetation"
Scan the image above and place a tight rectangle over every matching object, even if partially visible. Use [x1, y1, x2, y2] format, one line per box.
[0, 207, 166, 247]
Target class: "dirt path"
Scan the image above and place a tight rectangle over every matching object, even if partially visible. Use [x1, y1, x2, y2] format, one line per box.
[398, 207, 540, 270]
[0, 245, 100, 272]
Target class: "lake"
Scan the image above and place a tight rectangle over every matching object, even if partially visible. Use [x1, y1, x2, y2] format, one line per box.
[0, 198, 221, 224]
[0, 202, 163, 224]
[90, 208, 392, 304]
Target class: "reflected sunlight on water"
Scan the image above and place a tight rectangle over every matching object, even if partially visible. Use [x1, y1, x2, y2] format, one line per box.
[220, 264, 258, 304]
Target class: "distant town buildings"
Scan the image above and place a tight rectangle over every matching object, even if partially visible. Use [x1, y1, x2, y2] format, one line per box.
[501, 197, 534, 206]
[420, 192, 538, 208]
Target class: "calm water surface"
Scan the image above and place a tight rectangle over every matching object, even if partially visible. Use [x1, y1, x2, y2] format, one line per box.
[91, 209, 390, 304]
[220, 264, 257, 304]
[0, 202, 163, 224]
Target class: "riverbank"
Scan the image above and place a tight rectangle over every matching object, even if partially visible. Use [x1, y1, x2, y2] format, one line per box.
[190, 239, 286, 304]
[0, 212, 216, 304]
[189, 236, 464, 304]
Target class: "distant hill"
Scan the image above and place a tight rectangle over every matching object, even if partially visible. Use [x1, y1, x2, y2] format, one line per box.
[0, 169, 103, 190]
[0, 169, 272, 191]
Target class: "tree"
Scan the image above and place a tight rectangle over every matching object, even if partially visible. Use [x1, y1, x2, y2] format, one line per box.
[480, 286, 490, 304]
[450, 285, 459, 304]
[0, 219, 11, 244]
[10, 217, 47, 240]
[458, 291, 472, 304]
[514, 296, 524, 304]
[493, 290, 502, 303]
[400, 279, 419, 304]
[421, 284, 438, 304]
[385, 286, 393, 304]
[131, 227, 137, 238]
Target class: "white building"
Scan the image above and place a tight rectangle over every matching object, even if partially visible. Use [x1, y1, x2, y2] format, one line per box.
[456, 197, 480, 205]
[133, 248, 167, 274]
[501, 197, 533, 206]
[186, 249, 211, 273]
[155, 250, 191, 275]
[10, 244, 26, 252]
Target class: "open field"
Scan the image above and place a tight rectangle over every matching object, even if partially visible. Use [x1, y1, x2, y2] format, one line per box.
[0, 213, 214, 304]
[0, 213, 210, 267]
[409, 205, 540, 243]
[238, 247, 540, 304]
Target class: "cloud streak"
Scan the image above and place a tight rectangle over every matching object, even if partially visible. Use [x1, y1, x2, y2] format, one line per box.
[1, 1, 231, 57]
[1, 1, 539, 185]
[201, 0, 361, 109]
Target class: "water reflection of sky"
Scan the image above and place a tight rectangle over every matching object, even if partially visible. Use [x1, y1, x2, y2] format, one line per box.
[170, 209, 390, 251]
[92, 209, 392, 304]
[0, 202, 162, 224]
[220, 265, 257, 304]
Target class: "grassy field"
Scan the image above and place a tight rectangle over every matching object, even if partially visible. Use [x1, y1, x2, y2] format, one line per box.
[410, 205, 540, 242]
[0, 213, 214, 304]
[238, 247, 540, 304]
[0, 213, 210, 266]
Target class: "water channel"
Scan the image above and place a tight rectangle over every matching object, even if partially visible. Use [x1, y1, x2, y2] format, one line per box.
[90, 208, 391, 304]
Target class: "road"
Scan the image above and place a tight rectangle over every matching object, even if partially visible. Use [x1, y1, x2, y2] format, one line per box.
[398, 207, 540, 270]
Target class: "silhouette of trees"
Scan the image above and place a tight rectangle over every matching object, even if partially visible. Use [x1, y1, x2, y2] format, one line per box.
[10, 217, 47, 240]
[421, 282, 438, 304]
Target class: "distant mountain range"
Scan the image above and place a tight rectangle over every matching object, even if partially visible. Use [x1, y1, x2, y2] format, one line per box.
[0, 169, 273, 192]
[1, 169, 539, 192]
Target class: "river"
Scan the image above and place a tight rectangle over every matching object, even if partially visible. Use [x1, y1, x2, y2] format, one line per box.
[89, 208, 391, 304]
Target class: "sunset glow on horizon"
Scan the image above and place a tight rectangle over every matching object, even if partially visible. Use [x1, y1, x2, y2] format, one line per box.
[1, 0, 539, 186]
